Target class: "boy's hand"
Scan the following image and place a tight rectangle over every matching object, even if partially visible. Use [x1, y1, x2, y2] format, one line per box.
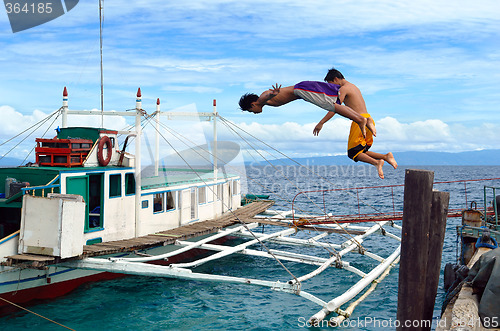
[313, 123, 323, 136]
[269, 84, 281, 97]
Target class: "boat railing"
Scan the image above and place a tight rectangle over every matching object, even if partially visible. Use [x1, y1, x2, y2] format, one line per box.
[483, 185, 500, 228]
[20, 174, 61, 198]
[22, 183, 61, 197]
[291, 177, 500, 223]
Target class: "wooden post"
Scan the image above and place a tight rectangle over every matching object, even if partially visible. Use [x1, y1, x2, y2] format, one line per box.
[423, 190, 449, 326]
[397, 169, 434, 330]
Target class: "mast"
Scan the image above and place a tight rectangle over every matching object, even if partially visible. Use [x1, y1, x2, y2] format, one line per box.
[213, 99, 218, 181]
[99, 0, 104, 127]
[135, 88, 142, 236]
[62, 87, 68, 128]
[155, 98, 160, 177]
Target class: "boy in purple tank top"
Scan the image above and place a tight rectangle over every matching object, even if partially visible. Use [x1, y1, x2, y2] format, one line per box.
[239, 82, 373, 138]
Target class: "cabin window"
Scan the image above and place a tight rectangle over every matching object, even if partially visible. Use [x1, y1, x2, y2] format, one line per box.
[233, 181, 238, 195]
[110, 137, 115, 147]
[217, 184, 222, 201]
[109, 174, 121, 197]
[125, 173, 135, 195]
[190, 188, 197, 220]
[198, 186, 206, 204]
[154, 193, 164, 212]
[142, 200, 149, 208]
[166, 191, 176, 210]
[207, 186, 214, 203]
[54, 155, 68, 164]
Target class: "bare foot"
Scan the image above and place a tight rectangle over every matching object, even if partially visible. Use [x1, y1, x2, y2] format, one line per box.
[358, 117, 367, 138]
[376, 159, 385, 179]
[367, 117, 377, 137]
[385, 152, 398, 169]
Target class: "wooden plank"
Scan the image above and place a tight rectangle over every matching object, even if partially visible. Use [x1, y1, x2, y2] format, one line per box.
[7, 254, 55, 262]
[10, 201, 275, 267]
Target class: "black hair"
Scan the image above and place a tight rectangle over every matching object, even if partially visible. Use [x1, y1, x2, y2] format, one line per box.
[239, 93, 259, 111]
[324, 67, 345, 82]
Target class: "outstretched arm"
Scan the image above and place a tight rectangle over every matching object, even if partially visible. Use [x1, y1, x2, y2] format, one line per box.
[313, 111, 335, 136]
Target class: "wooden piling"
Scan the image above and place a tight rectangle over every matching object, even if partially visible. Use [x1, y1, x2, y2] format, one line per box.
[423, 191, 449, 325]
[397, 169, 434, 330]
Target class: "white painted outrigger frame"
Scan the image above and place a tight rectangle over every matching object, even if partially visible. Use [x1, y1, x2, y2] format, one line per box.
[61, 215, 401, 323]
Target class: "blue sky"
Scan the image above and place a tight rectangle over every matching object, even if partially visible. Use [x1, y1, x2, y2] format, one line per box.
[0, 0, 499, 160]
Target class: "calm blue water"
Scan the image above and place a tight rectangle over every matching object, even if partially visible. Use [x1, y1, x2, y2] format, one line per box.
[2, 165, 500, 331]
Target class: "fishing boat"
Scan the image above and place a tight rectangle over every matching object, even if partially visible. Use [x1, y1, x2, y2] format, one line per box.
[0, 88, 247, 307]
[0, 86, 407, 326]
[0, 2, 403, 325]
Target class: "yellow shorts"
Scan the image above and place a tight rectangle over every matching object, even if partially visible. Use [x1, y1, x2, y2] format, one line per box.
[347, 113, 373, 161]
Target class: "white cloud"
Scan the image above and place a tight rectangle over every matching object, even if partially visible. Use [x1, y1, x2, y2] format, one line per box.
[219, 116, 498, 158]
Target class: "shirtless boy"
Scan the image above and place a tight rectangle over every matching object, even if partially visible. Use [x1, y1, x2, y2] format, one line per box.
[317, 68, 397, 179]
[238, 81, 373, 138]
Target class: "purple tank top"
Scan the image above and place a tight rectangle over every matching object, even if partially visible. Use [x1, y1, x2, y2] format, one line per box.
[294, 81, 341, 104]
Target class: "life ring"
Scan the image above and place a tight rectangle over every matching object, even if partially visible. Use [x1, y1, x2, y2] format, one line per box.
[97, 136, 112, 166]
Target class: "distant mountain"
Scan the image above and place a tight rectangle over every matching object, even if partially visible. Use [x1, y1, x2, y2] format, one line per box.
[0, 156, 26, 167]
[247, 149, 500, 166]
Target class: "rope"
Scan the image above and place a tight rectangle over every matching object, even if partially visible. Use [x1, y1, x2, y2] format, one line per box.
[19, 110, 62, 166]
[0, 107, 62, 148]
[153, 114, 343, 256]
[219, 116, 386, 215]
[0, 108, 62, 162]
[0, 296, 75, 330]
[152, 115, 304, 213]
[219, 115, 400, 245]
[142, 112, 302, 285]
[218, 116, 363, 250]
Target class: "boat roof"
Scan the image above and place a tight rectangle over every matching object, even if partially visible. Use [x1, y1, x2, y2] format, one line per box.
[0, 166, 238, 196]
[141, 168, 239, 190]
[56, 127, 117, 143]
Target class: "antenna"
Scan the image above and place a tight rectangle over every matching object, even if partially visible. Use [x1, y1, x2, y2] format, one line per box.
[99, 0, 104, 127]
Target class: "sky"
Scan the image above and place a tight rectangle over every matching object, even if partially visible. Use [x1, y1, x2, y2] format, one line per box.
[0, 0, 499, 162]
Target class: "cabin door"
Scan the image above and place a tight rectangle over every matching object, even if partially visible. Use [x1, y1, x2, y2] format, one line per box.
[66, 173, 104, 232]
[66, 175, 89, 230]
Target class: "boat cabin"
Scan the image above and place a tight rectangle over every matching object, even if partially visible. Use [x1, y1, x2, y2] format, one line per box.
[0, 125, 241, 260]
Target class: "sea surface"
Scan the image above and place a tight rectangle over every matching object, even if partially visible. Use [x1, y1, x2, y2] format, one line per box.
[2, 165, 500, 331]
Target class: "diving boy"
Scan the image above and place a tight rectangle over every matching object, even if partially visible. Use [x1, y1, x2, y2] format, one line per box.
[317, 68, 397, 179]
[239, 81, 373, 138]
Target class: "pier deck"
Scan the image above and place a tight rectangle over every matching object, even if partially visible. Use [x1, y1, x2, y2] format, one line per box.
[4, 200, 274, 267]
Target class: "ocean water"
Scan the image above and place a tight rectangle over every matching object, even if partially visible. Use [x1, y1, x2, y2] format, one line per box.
[2, 165, 500, 331]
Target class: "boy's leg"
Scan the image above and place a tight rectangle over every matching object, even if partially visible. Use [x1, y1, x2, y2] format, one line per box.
[365, 151, 398, 169]
[355, 153, 385, 179]
[334, 104, 367, 137]
[367, 116, 377, 137]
